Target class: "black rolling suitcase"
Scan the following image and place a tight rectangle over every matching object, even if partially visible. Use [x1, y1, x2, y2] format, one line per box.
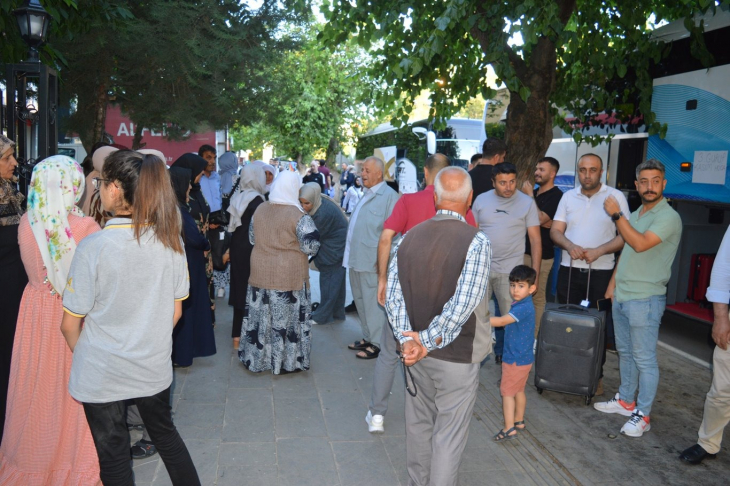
[534, 263, 606, 405]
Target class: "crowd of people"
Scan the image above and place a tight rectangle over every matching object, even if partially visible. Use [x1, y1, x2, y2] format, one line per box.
[0, 131, 728, 485]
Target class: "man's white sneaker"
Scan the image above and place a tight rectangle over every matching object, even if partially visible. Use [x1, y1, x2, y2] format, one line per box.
[593, 393, 635, 416]
[621, 409, 651, 437]
[365, 410, 384, 433]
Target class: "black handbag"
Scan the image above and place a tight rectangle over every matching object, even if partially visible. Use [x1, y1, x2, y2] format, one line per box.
[209, 228, 231, 271]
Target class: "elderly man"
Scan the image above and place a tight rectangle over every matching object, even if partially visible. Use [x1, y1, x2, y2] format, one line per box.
[344, 156, 400, 359]
[595, 159, 682, 437]
[386, 167, 491, 486]
[472, 162, 541, 364]
[550, 153, 629, 394]
[681, 225, 730, 463]
[365, 154, 477, 434]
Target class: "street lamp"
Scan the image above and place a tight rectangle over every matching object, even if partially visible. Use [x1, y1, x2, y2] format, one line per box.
[4, 0, 57, 194]
[13, 0, 52, 62]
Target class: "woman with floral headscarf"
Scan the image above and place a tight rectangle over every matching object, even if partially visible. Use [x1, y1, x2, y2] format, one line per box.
[0, 135, 28, 443]
[0, 155, 101, 485]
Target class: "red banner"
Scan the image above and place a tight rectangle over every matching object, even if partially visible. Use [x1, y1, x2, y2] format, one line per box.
[104, 105, 217, 164]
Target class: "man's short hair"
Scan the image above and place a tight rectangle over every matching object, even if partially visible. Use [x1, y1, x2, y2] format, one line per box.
[635, 158, 666, 179]
[538, 156, 560, 172]
[198, 144, 216, 157]
[509, 265, 537, 286]
[579, 153, 603, 169]
[434, 166, 472, 204]
[363, 156, 385, 174]
[424, 153, 450, 172]
[491, 162, 517, 179]
[482, 139, 507, 159]
[470, 153, 482, 164]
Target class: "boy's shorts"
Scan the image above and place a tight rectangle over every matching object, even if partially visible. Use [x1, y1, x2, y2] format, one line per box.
[500, 362, 533, 397]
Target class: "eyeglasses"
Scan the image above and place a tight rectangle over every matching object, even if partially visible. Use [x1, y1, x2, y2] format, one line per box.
[92, 177, 110, 190]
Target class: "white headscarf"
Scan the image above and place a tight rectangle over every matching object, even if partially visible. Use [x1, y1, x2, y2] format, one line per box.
[252, 160, 277, 192]
[227, 164, 266, 232]
[268, 170, 304, 213]
[27, 155, 86, 295]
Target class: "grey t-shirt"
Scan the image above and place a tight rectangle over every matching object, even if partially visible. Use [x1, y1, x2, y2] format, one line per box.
[472, 190, 540, 274]
[63, 218, 189, 403]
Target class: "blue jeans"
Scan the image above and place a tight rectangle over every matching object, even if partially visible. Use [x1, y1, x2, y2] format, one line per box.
[613, 295, 666, 416]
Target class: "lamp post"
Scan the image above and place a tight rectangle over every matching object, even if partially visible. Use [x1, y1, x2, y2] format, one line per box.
[5, 0, 57, 191]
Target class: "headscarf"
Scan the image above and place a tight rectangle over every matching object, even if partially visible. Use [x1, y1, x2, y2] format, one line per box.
[299, 182, 322, 215]
[81, 145, 118, 215]
[169, 167, 192, 205]
[0, 135, 25, 227]
[171, 153, 207, 189]
[268, 170, 304, 213]
[252, 160, 277, 193]
[218, 152, 239, 195]
[27, 155, 85, 295]
[227, 164, 266, 232]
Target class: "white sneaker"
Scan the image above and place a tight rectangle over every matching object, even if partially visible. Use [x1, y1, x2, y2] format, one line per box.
[365, 410, 384, 433]
[217, 288, 225, 298]
[311, 319, 321, 325]
[593, 393, 635, 417]
[621, 409, 651, 437]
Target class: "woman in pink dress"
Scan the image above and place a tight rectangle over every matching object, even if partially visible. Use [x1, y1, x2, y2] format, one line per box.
[0, 155, 101, 485]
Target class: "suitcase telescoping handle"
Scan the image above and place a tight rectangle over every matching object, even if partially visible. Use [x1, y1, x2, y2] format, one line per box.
[565, 258, 591, 307]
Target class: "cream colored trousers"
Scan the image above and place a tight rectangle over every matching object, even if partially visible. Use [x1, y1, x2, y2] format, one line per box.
[698, 340, 730, 454]
[524, 255, 554, 336]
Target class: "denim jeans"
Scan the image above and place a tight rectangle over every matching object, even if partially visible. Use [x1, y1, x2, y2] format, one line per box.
[83, 386, 200, 486]
[612, 295, 666, 416]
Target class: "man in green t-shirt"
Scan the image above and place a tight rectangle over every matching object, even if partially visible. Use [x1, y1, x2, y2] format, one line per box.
[594, 159, 682, 438]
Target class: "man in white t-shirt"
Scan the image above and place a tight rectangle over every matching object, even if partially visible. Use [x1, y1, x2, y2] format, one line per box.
[472, 162, 541, 364]
[550, 153, 629, 393]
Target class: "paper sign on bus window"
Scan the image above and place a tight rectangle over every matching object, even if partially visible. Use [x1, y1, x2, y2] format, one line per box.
[692, 151, 728, 185]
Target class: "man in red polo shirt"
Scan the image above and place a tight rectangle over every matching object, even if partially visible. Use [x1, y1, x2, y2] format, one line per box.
[365, 153, 477, 434]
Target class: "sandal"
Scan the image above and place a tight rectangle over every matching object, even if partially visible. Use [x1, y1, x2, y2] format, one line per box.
[493, 427, 518, 442]
[131, 439, 157, 459]
[356, 345, 381, 360]
[514, 420, 526, 431]
[348, 340, 372, 351]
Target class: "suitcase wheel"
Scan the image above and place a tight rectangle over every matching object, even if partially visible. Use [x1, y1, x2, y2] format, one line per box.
[536, 387, 543, 395]
[585, 396, 592, 406]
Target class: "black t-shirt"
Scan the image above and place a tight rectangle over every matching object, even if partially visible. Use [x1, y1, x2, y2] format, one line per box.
[468, 164, 494, 207]
[302, 173, 325, 192]
[525, 185, 563, 259]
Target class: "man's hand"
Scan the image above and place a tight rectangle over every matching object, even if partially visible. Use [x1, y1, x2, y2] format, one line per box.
[377, 279, 386, 307]
[402, 331, 428, 365]
[582, 248, 603, 264]
[209, 223, 220, 230]
[712, 310, 730, 350]
[604, 280, 615, 301]
[521, 180, 534, 197]
[568, 244, 586, 261]
[604, 195, 620, 217]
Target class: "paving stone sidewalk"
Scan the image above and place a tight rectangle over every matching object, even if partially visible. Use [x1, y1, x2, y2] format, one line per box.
[132, 271, 729, 485]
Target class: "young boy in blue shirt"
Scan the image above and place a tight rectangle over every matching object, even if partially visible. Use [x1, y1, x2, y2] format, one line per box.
[490, 265, 537, 442]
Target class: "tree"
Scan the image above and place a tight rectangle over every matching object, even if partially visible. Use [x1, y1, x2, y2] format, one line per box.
[54, 0, 306, 151]
[318, 0, 723, 181]
[231, 30, 376, 166]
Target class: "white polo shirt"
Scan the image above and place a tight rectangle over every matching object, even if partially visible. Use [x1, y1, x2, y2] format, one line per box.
[553, 184, 630, 270]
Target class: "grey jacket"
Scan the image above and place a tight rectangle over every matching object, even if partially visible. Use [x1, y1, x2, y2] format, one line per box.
[346, 182, 400, 273]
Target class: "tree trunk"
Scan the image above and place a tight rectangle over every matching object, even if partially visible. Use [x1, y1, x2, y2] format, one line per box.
[92, 84, 108, 147]
[325, 136, 339, 168]
[132, 122, 146, 150]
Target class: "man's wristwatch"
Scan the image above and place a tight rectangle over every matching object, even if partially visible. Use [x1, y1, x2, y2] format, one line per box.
[611, 211, 624, 222]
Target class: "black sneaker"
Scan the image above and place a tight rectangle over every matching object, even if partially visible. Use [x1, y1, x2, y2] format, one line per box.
[495, 355, 502, 365]
[131, 439, 157, 459]
[345, 302, 357, 313]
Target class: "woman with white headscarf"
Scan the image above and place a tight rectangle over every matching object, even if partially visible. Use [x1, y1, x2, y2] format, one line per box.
[226, 164, 266, 350]
[0, 155, 101, 485]
[239, 171, 320, 374]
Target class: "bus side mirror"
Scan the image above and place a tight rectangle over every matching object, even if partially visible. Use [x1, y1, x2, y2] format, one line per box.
[426, 131, 436, 155]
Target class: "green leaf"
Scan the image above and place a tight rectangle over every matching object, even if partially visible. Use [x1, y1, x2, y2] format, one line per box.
[617, 64, 627, 78]
[518, 86, 531, 102]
